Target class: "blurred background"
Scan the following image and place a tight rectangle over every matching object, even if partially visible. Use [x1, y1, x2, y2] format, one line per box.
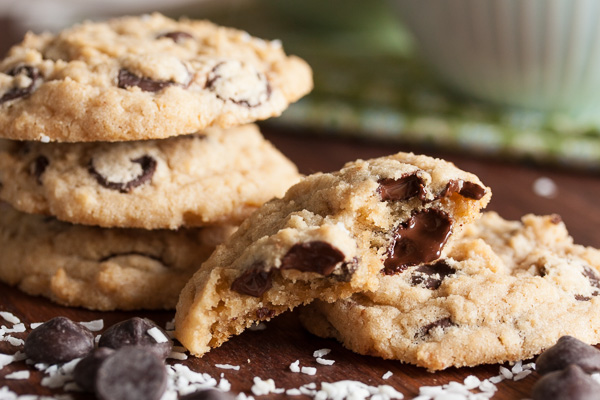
[2, 0, 600, 171]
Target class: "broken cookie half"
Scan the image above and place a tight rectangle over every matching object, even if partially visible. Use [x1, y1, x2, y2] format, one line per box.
[175, 152, 491, 356]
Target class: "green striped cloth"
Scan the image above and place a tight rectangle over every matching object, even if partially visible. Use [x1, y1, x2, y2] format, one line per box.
[189, 0, 600, 170]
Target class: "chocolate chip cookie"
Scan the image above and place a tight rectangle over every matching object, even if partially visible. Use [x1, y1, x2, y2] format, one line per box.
[0, 13, 312, 142]
[300, 212, 600, 371]
[0, 124, 301, 229]
[0, 203, 236, 310]
[175, 152, 490, 356]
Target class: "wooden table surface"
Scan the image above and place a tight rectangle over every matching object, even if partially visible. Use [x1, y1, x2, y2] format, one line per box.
[1, 19, 600, 400]
[1, 127, 600, 400]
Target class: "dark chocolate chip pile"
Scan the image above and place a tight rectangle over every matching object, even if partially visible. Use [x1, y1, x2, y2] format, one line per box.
[24, 316, 95, 364]
[531, 336, 600, 400]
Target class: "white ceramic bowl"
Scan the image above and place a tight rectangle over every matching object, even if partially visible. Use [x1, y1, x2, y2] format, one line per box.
[395, 0, 600, 117]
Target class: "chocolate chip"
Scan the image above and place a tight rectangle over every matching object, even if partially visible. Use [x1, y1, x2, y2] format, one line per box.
[575, 294, 592, 301]
[582, 266, 600, 294]
[550, 214, 562, 224]
[378, 175, 426, 201]
[205, 61, 271, 107]
[157, 31, 193, 43]
[334, 258, 358, 282]
[256, 307, 276, 320]
[281, 241, 345, 276]
[89, 155, 156, 193]
[98, 317, 172, 359]
[440, 180, 486, 200]
[29, 155, 49, 184]
[24, 316, 94, 364]
[532, 364, 600, 400]
[73, 347, 115, 392]
[1, 65, 41, 104]
[536, 336, 600, 375]
[383, 209, 452, 275]
[230, 264, 272, 297]
[95, 346, 167, 400]
[118, 69, 176, 92]
[180, 389, 235, 400]
[416, 317, 454, 339]
[410, 260, 455, 290]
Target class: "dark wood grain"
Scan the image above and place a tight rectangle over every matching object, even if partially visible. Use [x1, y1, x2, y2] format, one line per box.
[2, 128, 599, 399]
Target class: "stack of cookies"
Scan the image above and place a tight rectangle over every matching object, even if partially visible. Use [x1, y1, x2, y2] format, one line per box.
[0, 14, 312, 310]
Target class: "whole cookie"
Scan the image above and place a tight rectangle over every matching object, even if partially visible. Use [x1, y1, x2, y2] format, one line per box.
[0, 124, 301, 229]
[300, 212, 600, 371]
[0, 13, 312, 142]
[175, 152, 490, 356]
[0, 203, 236, 310]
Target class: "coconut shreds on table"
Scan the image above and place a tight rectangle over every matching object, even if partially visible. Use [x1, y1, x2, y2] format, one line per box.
[0, 314, 540, 400]
[147, 327, 169, 344]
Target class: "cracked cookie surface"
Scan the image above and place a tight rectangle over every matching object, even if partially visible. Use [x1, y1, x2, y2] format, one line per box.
[0, 203, 236, 311]
[0, 124, 300, 229]
[0, 13, 312, 142]
[174, 152, 490, 356]
[300, 212, 600, 371]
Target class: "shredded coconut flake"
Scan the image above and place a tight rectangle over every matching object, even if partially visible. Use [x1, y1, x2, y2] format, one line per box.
[251, 377, 281, 396]
[168, 351, 188, 361]
[5, 370, 30, 380]
[513, 370, 532, 381]
[499, 366, 513, 380]
[289, 360, 300, 373]
[382, 371, 393, 380]
[30, 322, 43, 329]
[533, 177, 558, 198]
[78, 319, 103, 332]
[215, 364, 240, 371]
[5, 336, 24, 347]
[301, 366, 317, 376]
[0, 312, 20, 325]
[316, 357, 335, 366]
[313, 348, 331, 358]
[40, 134, 51, 143]
[147, 327, 169, 343]
[248, 322, 267, 331]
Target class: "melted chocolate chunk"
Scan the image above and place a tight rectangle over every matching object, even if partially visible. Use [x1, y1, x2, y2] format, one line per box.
[536, 336, 600, 375]
[281, 241, 345, 276]
[378, 175, 426, 201]
[95, 346, 167, 400]
[89, 155, 156, 193]
[73, 347, 115, 392]
[231, 264, 273, 297]
[180, 389, 235, 400]
[30, 155, 49, 184]
[575, 294, 592, 301]
[24, 316, 95, 364]
[410, 260, 456, 290]
[118, 69, 176, 92]
[98, 317, 172, 359]
[157, 31, 193, 43]
[416, 317, 454, 339]
[1, 65, 41, 104]
[334, 258, 358, 282]
[256, 307, 276, 320]
[440, 180, 486, 200]
[532, 364, 600, 400]
[383, 209, 452, 275]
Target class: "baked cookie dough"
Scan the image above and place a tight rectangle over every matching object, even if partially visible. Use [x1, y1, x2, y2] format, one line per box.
[0, 203, 236, 311]
[300, 212, 600, 371]
[0, 13, 312, 142]
[175, 152, 490, 356]
[0, 124, 301, 229]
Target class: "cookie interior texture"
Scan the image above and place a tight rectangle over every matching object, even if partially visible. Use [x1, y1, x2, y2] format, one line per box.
[0, 13, 312, 142]
[0, 202, 236, 310]
[300, 212, 600, 371]
[175, 152, 491, 356]
[0, 124, 301, 229]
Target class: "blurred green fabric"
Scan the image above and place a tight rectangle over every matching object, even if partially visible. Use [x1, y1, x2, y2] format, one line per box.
[181, 0, 600, 170]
